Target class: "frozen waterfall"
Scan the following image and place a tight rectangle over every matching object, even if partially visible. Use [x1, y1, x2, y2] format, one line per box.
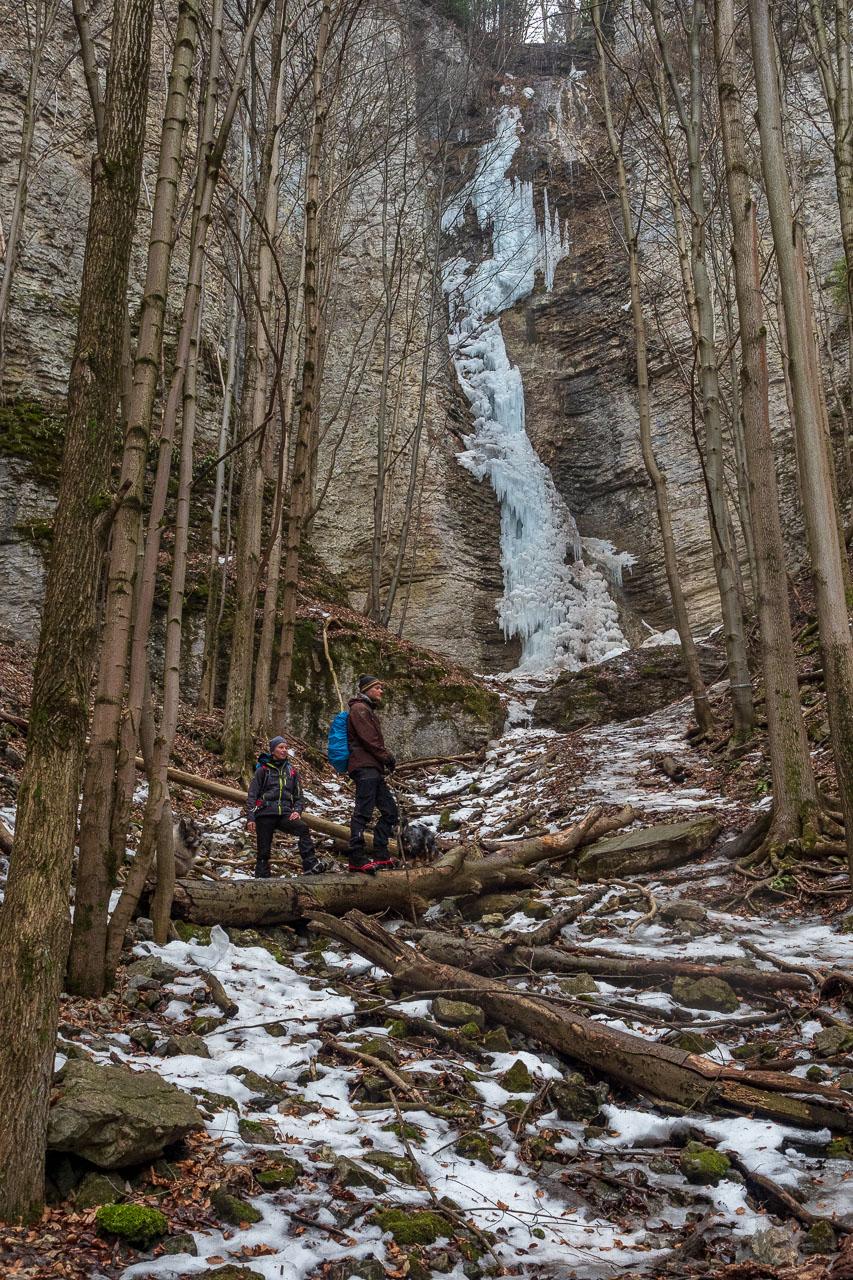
[443, 102, 632, 672]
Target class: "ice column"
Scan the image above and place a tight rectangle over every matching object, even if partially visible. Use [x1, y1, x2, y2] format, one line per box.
[444, 103, 632, 672]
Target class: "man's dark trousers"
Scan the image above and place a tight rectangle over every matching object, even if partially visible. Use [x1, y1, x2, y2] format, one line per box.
[255, 813, 315, 877]
[348, 767, 398, 861]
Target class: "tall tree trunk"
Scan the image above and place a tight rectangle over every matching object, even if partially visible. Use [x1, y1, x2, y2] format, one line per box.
[649, 0, 754, 738]
[714, 0, 819, 852]
[748, 0, 853, 880]
[593, 3, 714, 734]
[272, 0, 332, 726]
[223, 0, 287, 770]
[0, 0, 153, 1219]
[68, 0, 200, 997]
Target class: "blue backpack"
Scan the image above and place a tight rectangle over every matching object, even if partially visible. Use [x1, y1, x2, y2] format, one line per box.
[328, 711, 350, 773]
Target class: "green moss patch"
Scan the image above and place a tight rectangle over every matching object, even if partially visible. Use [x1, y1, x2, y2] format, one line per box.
[372, 1208, 449, 1245]
[95, 1203, 168, 1244]
[0, 399, 65, 482]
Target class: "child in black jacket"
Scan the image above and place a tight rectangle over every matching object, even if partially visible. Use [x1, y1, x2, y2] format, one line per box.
[246, 736, 328, 877]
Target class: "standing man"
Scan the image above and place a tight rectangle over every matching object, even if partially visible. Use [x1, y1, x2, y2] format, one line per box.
[346, 674, 398, 873]
[246, 736, 328, 877]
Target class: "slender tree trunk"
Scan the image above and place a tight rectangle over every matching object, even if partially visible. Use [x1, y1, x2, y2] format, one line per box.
[253, 249, 306, 732]
[198, 280, 240, 712]
[594, 3, 714, 734]
[222, 0, 287, 770]
[272, 0, 332, 726]
[0, 0, 153, 1220]
[748, 0, 853, 880]
[68, 0, 200, 997]
[650, 0, 754, 738]
[714, 0, 819, 851]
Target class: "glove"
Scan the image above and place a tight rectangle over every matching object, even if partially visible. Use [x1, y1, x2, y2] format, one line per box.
[288, 811, 300, 821]
[386, 754, 396, 773]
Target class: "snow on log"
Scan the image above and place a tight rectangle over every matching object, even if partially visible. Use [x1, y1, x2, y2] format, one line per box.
[312, 910, 853, 1134]
[171, 806, 634, 926]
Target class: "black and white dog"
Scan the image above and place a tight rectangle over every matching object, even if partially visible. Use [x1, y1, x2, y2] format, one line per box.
[398, 816, 438, 864]
[145, 815, 206, 887]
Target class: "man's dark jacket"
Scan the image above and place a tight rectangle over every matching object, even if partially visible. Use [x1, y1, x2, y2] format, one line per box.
[347, 695, 393, 774]
[246, 754, 306, 818]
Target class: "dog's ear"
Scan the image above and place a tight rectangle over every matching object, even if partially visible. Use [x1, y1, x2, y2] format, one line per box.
[178, 816, 188, 839]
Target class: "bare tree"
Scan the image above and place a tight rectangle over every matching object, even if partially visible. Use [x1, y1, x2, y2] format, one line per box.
[0, 0, 154, 1218]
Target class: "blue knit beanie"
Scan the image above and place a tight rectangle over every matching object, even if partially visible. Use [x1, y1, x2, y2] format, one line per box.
[269, 736, 287, 753]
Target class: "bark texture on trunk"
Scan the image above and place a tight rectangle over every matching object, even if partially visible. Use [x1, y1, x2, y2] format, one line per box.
[749, 0, 853, 881]
[0, 0, 154, 1220]
[714, 0, 819, 849]
[69, 0, 201, 996]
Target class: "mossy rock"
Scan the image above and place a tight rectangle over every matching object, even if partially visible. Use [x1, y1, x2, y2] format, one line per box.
[255, 1164, 298, 1191]
[381, 1120, 424, 1144]
[560, 975, 599, 996]
[160, 1232, 198, 1255]
[372, 1208, 449, 1246]
[815, 1026, 853, 1056]
[439, 808, 460, 832]
[128, 1025, 157, 1053]
[458, 1021, 483, 1040]
[75, 1172, 125, 1211]
[836, 1072, 853, 1091]
[405, 1255, 431, 1280]
[673, 1031, 716, 1054]
[209, 1187, 262, 1225]
[680, 1140, 731, 1185]
[96, 1203, 168, 1244]
[356, 1036, 401, 1065]
[522, 899, 551, 920]
[463, 893, 528, 920]
[550, 1074, 601, 1123]
[237, 1119, 277, 1144]
[502, 1098, 529, 1119]
[577, 815, 721, 882]
[385, 1018, 408, 1038]
[191, 1087, 238, 1114]
[483, 1026, 513, 1053]
[204, 1268, 266, 1280]
[671, 975, 739, 1014]
[499, 1060, 533, 1092]
[432, 997, 485, 1029]
[455, 1133, 496, 1167]
[841, 915, 853, 934]
[826, 1137, 853, 1159]
[164, 1035, 210, 1059]
[334, 1156, 386, 1192]
[804, 1220, 838, 1255]
[228, 1067, 285, 1099]
[364, 1151, 419, 1184]
[192, 1015, 226, 1035]
[174, 921, 212, 945]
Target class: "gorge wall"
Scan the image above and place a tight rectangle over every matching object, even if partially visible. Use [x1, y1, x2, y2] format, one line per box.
[1, 3, 843, 682]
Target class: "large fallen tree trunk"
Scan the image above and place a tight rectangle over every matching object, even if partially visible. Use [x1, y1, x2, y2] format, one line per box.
[404, 929, 814, 996]
[171, 806, 633, 926]
[311, 910, 853, 1133]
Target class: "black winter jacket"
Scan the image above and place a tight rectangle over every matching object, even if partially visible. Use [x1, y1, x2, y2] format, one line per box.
[246, 754, 306, 819]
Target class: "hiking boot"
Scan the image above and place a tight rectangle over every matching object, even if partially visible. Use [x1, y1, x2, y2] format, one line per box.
[302, 856, 330, 876]
[254, 863, 271, 879]
[347, 850, 378, 875]
[374, 856, 401, 871]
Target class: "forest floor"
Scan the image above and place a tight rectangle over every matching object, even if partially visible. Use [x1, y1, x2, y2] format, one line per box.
[1, 643, 853, 1280]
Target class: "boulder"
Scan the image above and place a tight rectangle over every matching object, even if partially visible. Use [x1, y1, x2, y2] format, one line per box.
[532, 645, 721, 733]
[672, 976, 739, 1014]
[550, 1074, 601, 1123]
[576, 816, 720, 881]
[814, 1026, 853, 1056]
[365, 1151, 419, 1184]
[432, 997, 485, 1030]
[679, 1140, 730, 1185]
[47, 1059, 203, 1169]
[659, 899, 706, 922]
[736, 1226, 799, 1267]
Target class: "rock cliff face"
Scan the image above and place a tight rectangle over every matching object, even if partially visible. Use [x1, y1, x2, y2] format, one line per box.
[0, 8, 846, 675]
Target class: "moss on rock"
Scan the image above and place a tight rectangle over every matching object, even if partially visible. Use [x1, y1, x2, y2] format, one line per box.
[209, 1187, 262, 1225]
[499, 1060, 533, 1092]
[680, 1141, 731, 1185]
[454, 1133, 496, 1167]
[95, 1203, 168, 1244]
[372, 1208, 449, 1245]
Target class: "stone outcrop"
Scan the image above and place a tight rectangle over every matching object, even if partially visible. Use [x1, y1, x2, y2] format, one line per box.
[531, 643, 722, 732]
[575, 814, 720, 881]
[47, 1059, 204, 1168]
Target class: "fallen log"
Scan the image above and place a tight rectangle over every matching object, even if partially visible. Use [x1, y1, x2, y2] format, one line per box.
[405, 929, 814, 996]
[171, 805, 629, 926]
[137, 759, 398, 857]
[312, 910, 853, 1133]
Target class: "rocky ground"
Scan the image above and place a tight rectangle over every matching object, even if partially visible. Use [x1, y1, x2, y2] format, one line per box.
[2, 645, 853, 1280]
